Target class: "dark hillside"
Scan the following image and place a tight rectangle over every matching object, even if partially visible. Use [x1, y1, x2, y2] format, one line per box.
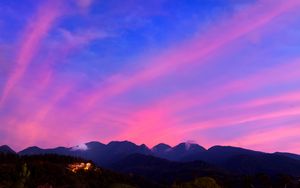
[0, 153, 159, 188]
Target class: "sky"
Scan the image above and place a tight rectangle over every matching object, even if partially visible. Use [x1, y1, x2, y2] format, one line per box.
[0, 0, 300, 153]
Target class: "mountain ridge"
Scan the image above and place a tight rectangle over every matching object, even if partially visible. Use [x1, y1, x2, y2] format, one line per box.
[4, 141, 300, 161]
[3, 141, 300, 178]
[8, 141, 300, 156]
[2, 141, 299, 167]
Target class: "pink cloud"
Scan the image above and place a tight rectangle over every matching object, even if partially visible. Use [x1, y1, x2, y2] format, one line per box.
[0, 1, 62, 105]
[3, 83, 74, 150]
[3, 0, 300, 151]
[17, 56, 300, 150]
[281, 142, 300, 154]
[0, 29, 110, 150]
[224, 123, 300, 153]
[112, 59, 300, 144]
[76, 0, 300, 112]
[25, 1, 298, 149]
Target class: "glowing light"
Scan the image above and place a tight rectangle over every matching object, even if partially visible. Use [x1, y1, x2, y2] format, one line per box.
[67, 162, 93, 173]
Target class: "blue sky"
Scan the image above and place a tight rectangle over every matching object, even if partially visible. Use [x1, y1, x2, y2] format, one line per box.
[0, 0, 300, 153]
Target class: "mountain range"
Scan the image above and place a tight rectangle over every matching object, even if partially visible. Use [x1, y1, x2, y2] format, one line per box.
[2, 141, 300, 178]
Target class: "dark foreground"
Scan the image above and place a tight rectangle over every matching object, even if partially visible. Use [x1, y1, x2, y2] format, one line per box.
[0, 153, 300, 188]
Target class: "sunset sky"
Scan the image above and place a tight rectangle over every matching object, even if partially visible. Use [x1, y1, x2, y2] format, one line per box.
[0, 0, 300, 153]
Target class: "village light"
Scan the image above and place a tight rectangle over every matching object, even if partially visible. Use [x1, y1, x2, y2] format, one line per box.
[67, 162, 93, 173]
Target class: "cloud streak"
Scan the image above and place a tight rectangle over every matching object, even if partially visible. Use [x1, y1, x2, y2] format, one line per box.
[1, 0, 300, 153]
[78, 0, 300, 110]
[0, 1, 62, 105]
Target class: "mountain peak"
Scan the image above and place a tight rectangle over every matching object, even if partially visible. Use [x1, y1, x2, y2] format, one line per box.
[86, 141, 104, 145]
[85, 141, 105, 150]
[71, 143, 89, 151]
[108, 140, 136, 146]
[106, 140, 150, 155]
[140, 144, 149, 149]
[19, 146, 43, 155]
[208, 145, 263, 154]
[185, 142, 205, 151]
[0, 145, 15, 154]
[152, 143, 171, 152]
[24, 146, 42, 150]
[173, 142, 205, 151]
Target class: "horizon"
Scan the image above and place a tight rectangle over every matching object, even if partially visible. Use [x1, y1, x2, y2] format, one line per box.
[2, 139, 300, 155]
[1, 0, 300, 154]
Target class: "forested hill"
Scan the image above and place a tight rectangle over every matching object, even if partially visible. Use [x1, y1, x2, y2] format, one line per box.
[0, 153, 158, 188]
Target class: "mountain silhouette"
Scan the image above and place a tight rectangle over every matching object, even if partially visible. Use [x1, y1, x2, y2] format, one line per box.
[152, 143, 171, 153]
[15, 140, 300, 177]
[153, 142, 206, 161]
[19, 140, 151, 167]
[181, 145, 264, 164]
[0, 145, 15, 154]
[274, 152, 300, 161]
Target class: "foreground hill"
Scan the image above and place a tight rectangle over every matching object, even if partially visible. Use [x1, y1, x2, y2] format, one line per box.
[109, 153, 226, 184]
[0, 153, 159, 188]
[108, 153, 300, 188]
[1, 153, 299, 188]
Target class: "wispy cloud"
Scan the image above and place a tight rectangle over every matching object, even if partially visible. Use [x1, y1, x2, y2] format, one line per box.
[77, 0, 300, 111]
[1, 0, 300, 152]
[0, 1, 62, 105]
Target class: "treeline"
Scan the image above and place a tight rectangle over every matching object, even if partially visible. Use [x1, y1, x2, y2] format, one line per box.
[0, 153, 155, 188]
